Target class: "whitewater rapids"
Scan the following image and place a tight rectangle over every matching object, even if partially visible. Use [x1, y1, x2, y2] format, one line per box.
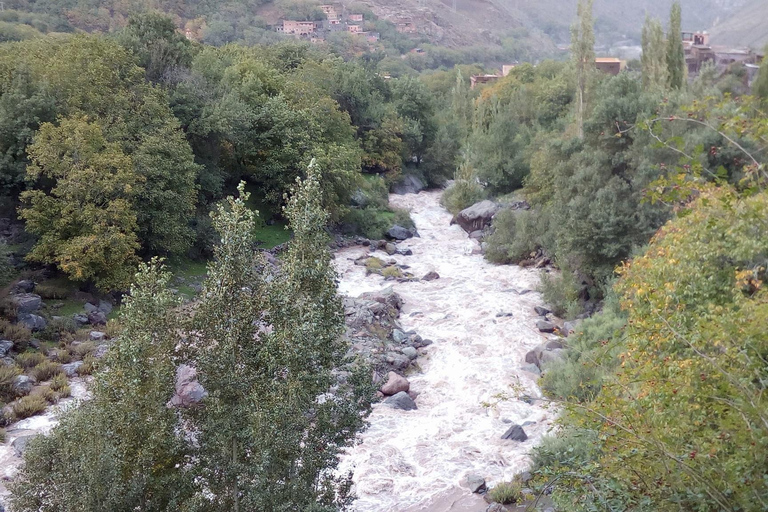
[334, 190, 555, 512]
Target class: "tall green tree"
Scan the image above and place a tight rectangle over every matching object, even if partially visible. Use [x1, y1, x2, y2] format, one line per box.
[571, 0, 595, 138]
[184, 170, 371, 511]
[666, 1, 686, 89]
[641, 16, 668, 90]
[10, 260, 191, 511]
[754, 45, 768, 99]
[20, 118, 140, 291]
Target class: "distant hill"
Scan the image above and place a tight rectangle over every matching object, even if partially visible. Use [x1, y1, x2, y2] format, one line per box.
[709, 0, 768, 49]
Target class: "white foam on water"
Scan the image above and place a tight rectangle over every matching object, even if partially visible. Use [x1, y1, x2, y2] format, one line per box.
[335, 190, 556, 512]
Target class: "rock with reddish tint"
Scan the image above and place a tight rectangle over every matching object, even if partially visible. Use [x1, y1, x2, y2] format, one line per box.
[380, 371, 410, 396]
[422, 271, 440, 281]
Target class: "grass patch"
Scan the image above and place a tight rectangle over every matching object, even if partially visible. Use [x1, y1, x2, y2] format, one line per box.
[487, 479, 523, 505]
[15, 352, 46, 369]
[30, 361, 64, 382]
[244, 183, 292, 249]
[0, 365, 21, 402]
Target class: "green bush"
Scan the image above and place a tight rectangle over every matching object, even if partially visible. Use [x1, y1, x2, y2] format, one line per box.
[69, 341, 96, 360]
[487, 479, 523, 504]
[539, 267, 583, 319]
[30, 361, 64, 382]
[49, 373, 69, 393]
[15, 352, 46, 369]
[342, 206, 414, 240]
[530, 429, 599, 472]
[0, 319, 31, 349]
[540, 299, 626, 402]
[440, 180, 485, 215]
[77, 355, 97, 376]
[34, 283, 70, 300]
[485, 208, 541, 264]
[11, 394, 48, 420]
[31, 385, 58, 404]
[0, 365, 21, 402]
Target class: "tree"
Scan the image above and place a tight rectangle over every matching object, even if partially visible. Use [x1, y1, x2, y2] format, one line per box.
[183, 172, 371, 510]
[641, 16, 668, 90]
[20, 118, 140, 291]
[754, 45, 768, 99]
[10, 260, 191, 511]
[117, 12, 194, 83]
[666, 2, 686, 89]
[571, 0, 594, 138]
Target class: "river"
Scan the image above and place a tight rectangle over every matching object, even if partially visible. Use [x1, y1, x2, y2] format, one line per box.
[334, 190, 555, 511]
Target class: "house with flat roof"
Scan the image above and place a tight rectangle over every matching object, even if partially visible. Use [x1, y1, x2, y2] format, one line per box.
[595, 57, 624, 75]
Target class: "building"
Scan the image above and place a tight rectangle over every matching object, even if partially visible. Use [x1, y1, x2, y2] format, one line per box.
[346, 24, 362, 33]
[361, 31, 380, 43]
[277, 20, 318, 36]
[682, 31, 709, 48]
[595, 57, 624, 75]
[501, 64, 517, 77]
[349, 13, 364, 22]
[470, 74, 500, 89]
[395, 17, 416, 34]
[686, 44, 716, 74]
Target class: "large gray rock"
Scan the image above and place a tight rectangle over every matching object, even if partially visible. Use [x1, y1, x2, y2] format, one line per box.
[462, 473, 487, 494]
[18, 314, 46, 331]
[562, 320, 582, 337]
[380, 371, 410, 395]
[13, 280, 35, 293]
[534, 306, 551, 316]
[97, 300, 113, 314]
[501, 424, 528, 442]
[88, 310, 107, 326]
[385, 352, 410, 370]
[384, 391, 417, 411]
[392, 174, 426, 195]
[73, 313, 89, 326]
[452, 200, 499, 234]
[10, 294, 42, 315]
[0, 340, 13, 357]
[62, 361, 83, 377]
[84, 302, 98, 314]
[386, 225, 412, 241]
[536, 320, 556, 333]
[401, 346, 418, 360]
[12, 435, 37, 456]
[540, 348, 566, 367]
[89, 331, 106, 342]
[12, 375, 35, 397]
[168, 364, 207, 408]
[422, 271, 440, 281]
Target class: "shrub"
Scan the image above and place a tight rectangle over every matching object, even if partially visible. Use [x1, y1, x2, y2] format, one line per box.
[49, 373, 68, 393]
[30, 361, 63, 382]
[0, 365, 21, 402]
[342, 206, 414, 240]
[540, 299, 626, 402]
[43, 316, 77, 338]
[77, 355, 96, 376]
[485, 209, 541, 264]
[440, 179, 485, 215]
[104, 320, 121, 338]
[487, 479, 523, 504]
[69, 341, 95, 360]
[381, 266, 403, 279]
[530, 429, 599, 473]
[15, 352, 46, 369]
[0, 428, 6, 443]
[0, 319, 32, 348]
[34, 283, 70, 300]
[539, 268, 583, 319]
[364, 257, 385, 271]
[11, 394, 48, 420]
[31, 385, 58, 404]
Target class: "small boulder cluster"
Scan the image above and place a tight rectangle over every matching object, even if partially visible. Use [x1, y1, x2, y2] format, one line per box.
[450, 199, 531, 257]
[522, 305, 581, 377]
[343, 287, 431, 411]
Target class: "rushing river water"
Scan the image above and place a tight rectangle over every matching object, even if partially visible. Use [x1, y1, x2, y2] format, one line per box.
[335, 190, 555, 512]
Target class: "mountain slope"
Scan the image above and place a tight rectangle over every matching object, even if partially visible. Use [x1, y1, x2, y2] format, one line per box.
[709, 0, 768, 49]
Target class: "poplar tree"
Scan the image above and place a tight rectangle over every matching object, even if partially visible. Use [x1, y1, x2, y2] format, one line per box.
[754, 45, 768, 99]
[666, 2, 686, 89]
[571, 0, 595, 138]
[184, 167, 372, 511]
[641, 16, 668, 90]
[10, 260, 190, 511]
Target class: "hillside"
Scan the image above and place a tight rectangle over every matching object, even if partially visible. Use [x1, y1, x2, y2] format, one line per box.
[709, 0, 768, 49]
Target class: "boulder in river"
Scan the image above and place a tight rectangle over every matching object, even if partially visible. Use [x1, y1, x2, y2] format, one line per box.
[452, 200, 499, 234]
[384, 391, 417, 411]
[461, 473, 487, 494]
[391, 174, 426, 195]
[501, 424, 528, 442]
[421, 271, 440, 281]
[386, 225, 412, 241]
[380, 371, 410, 395]
[536, 320, 556, 333]
[534, 306, 551, 316]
